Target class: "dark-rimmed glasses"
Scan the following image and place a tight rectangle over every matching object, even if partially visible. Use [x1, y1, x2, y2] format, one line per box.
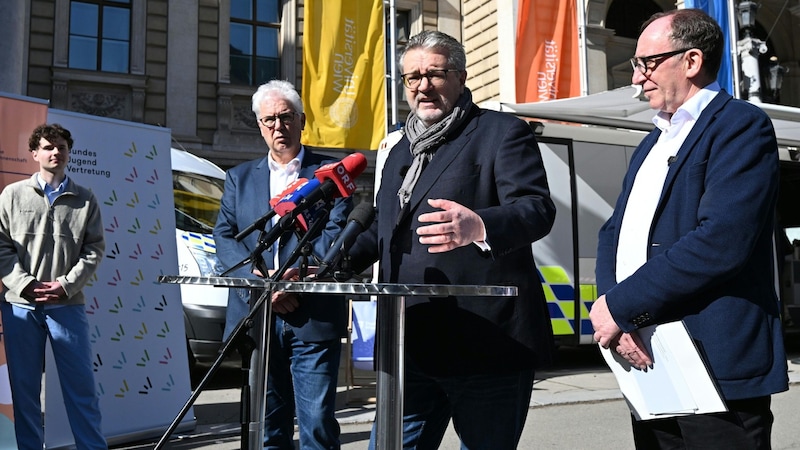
[400, 69, 461, 89]
[630, 48, 694, 74]
[259, 111, 297, 128]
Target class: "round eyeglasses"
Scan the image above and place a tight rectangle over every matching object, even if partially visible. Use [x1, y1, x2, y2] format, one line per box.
[399, 69, 461, 89]
[259, 111, 298, 129]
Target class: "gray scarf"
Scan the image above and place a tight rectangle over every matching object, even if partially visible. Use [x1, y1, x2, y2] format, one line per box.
[397, 88, 474, 208]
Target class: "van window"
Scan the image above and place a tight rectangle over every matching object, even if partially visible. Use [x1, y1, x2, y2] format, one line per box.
[173, 171, 224, 234]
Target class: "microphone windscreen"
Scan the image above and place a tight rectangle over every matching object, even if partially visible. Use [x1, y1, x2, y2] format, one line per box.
[348, 202, 376, 229]
[340, 153, 368, 178]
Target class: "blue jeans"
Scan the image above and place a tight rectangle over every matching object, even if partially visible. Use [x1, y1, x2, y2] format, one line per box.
[370, 362, 534, 450]
[1, 303, 105, 450]
[263, 316, 341, 449]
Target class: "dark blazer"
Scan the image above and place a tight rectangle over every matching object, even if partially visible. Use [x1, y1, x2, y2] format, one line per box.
[596, 91, 788, 400]
[350, 107, 556, 376]
[214, 149, 352, 342]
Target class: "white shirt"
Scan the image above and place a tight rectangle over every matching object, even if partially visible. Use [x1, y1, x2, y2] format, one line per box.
[615, 83, 720, 283]
[267, 147, 304, 269]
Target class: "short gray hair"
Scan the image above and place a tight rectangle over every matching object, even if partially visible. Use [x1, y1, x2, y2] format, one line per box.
[399, 30, 466, 72]
[251, 80, 304, 117]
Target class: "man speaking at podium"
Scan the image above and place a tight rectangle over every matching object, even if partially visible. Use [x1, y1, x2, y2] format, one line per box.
[348, 31, 556, 449]
[214, 79, 353, 449]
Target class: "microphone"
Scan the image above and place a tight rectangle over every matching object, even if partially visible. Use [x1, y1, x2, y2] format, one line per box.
[272, 178, 329, 232]
[244, 153, 369, 251]
[316, 203, 375, 279]
[314, 153, 367, 197]
[271, 153, 368, 230]
[233, 153, 367, 241]
[234, 180, 307, 241]
[270, 178, 309, 208]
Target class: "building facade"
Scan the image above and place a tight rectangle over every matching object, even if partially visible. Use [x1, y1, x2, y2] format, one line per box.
[1, 0, 798, 174]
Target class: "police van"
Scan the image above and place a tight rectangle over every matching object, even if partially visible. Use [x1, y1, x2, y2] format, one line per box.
[484, 86, 800, 345]
[171, 148, 230, 366]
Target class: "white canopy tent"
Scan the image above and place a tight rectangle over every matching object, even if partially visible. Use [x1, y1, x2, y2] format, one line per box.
[483, 85, 800, 149]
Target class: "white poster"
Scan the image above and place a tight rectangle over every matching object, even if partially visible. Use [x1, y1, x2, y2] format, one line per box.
[44, 109, 193, 447]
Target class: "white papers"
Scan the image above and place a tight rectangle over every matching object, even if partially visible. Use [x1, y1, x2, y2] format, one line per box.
[600, 320, 727, 421]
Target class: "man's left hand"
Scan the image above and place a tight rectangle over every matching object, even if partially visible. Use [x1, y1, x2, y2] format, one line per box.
[416, 199, 485, 253]
[590, 294, 622, 348]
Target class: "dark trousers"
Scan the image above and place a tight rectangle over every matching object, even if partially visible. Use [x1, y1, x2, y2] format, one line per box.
[631, 396, 773, 450]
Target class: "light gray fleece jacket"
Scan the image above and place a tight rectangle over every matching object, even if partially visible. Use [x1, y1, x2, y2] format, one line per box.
[0, 174, 104, 306]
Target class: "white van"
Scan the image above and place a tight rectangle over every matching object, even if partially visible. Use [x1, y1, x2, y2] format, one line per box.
[484, 86, 800, 345]
[170, 148, 230, 367]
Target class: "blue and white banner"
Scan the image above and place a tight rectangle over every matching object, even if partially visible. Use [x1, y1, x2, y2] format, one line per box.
[684, 0, 735, 94]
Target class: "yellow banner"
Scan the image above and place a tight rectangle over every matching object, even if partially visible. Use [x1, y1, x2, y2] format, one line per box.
[302, 0, 386, 150]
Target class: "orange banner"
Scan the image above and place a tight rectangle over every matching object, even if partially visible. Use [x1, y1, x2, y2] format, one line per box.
[515, 0, 581, 103]
[0, 93, 46, 446]
[0, 94, 48, 186]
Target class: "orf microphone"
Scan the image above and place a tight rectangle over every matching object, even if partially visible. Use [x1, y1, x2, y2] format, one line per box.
[271, 153, 369, 230]
[316, 202, 375, 279]
[314, 153, 368, 197]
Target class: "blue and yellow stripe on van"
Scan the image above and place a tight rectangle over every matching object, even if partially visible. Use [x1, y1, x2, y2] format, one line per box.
[538, 266, 595, 338]
[180, 231, 217, 254]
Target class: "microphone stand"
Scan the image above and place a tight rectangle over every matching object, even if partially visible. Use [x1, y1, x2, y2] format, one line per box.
[154, 209, 330, 449]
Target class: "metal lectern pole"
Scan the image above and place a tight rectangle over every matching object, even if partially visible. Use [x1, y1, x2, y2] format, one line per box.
[375, 294, 405, 449]
[247, 287, 271, 448]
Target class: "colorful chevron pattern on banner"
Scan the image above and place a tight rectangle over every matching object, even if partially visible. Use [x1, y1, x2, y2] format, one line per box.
[42, 109, 191, 446]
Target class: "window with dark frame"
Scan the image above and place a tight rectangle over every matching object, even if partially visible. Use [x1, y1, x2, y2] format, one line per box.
[230, 0, 281, 86]
[68, 0, 131, 73]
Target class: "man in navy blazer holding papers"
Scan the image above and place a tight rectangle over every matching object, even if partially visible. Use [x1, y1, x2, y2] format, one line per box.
[590, 9, 788, 449]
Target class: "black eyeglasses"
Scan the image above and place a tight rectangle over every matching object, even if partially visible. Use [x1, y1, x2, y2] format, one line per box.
[630, 48, 694, 74]
[400, 69, 461, 89]
[259, 111, 298, 128]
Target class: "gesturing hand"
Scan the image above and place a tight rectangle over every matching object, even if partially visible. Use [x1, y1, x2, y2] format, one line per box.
[416, 199, 485, 253]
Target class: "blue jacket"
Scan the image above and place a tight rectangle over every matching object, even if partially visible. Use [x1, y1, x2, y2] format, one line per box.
[214, 150, 353, 342]
[596, 91, 788, 400]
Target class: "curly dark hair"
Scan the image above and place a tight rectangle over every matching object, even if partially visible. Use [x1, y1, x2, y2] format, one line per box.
[28, 123, 73, 152]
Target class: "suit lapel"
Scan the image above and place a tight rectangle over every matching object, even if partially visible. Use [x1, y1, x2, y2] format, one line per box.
[395, 109, 479, 225]
[660, 91, 730, 197]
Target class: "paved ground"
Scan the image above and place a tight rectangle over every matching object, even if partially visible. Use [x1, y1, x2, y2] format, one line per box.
[107, 348, 800, 449]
